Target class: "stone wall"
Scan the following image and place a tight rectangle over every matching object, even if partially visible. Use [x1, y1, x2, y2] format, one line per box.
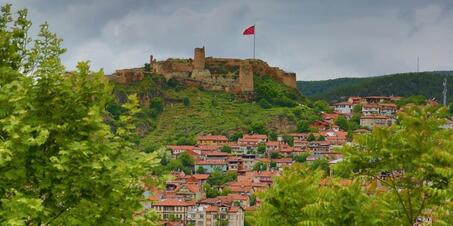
[112, 68, 144, 84]
[110, 47, 297, 96]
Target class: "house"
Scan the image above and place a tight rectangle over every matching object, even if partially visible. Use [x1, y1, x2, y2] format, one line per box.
[310, 120, 330, 131]
[239, 154, 256, 171]
[197, 135, 229, 145]
[265, 141, 283, 153]
[227, 156, 241, 171]
[365, 96, 391, 103]
[378, 103, 397, 116]
[238, 138, 261, 153]
[167, 145, 195, 157]
[362, 104, 380, 116]
[187, 205, 245, 226]
[243, 134, 268, 143]
[271, 158, 293, 169]
[334, 102, 353, 114]
[360, 115, 394, 129]
[348, 96, 363, 104]
[289, 133, 309, 142]
[200, 151, 229, 161]
[174, 183, 204, 201]
[321, 112, 340, 124]
[151, 199, 196, 224]
[195, 160, 228, 173]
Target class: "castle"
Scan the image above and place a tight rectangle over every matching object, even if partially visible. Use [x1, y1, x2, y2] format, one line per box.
[111, 47, 297, 95]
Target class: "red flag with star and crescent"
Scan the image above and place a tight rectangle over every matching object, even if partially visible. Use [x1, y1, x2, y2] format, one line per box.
[243, 25, 255, 35]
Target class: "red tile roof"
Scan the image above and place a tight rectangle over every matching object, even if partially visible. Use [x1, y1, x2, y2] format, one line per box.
[154, 199, 195, 206]
[198, 135, 228, 141]
[243, 134, 268, 140]
[195, 160, 227, 165]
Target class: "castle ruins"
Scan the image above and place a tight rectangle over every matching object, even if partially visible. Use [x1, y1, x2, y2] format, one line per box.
[111, 47, 297, 95]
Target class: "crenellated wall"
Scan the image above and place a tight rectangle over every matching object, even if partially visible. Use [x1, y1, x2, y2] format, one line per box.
[110, 47, 297, 95]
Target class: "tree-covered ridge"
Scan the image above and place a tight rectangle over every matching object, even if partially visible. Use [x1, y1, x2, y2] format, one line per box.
[298, 71, 453, 103]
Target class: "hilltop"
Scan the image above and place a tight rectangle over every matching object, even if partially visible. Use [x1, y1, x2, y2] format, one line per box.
[107, 65, 308, 151]
[298, 71, 453, 103]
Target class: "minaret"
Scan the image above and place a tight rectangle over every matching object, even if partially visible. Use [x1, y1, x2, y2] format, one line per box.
[443, 77, 447, 106]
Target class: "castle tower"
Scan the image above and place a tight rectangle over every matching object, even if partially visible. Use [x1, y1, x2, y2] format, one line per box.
[239, 61, 254, 92]
[193, 47, 205, 70]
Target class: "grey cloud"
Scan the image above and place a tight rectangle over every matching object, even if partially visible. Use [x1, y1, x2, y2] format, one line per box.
[4, 0, 453, 80]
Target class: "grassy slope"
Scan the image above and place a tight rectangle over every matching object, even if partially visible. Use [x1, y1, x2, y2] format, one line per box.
[142, 88, 296, 147]
[111, 74, 303, 149]
[298, 71, 453, 102]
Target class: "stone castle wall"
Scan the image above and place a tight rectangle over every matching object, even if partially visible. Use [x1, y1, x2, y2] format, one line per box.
[111, 47, 296, 94]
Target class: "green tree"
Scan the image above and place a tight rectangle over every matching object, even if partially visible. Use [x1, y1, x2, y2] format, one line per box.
[220, 145, 232, 153]
[268, 131, 278, 141]
[335, 115, 349, 131]
[252, 162, 267, 171]
[293, 153, 310, 163]
[249, 123, 267, 134]
[296, 120, 310, 133]
[282, 134, 294, 146]
[252, 164, 379, 226]
[307, 133, 316, 142]
[0, 5, 160, 224]
[229, 131, 243, 141]
[196, 166, 206, 174]
[340, 104, 453, 225]
[182, 97, 190, 106]
[207, 169, 237, 186]
[257, 144, 266, 154]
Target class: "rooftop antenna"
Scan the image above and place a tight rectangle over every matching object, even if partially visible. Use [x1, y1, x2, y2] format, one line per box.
[443, 77, 448, 106]
[417, 56, 420, 73]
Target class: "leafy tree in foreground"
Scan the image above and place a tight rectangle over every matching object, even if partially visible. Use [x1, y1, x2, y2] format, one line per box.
[251, 164, 379, 226]
[340, 104, 453, 225]
[253, 105, 453, 226]
[0, 4, 159, 225]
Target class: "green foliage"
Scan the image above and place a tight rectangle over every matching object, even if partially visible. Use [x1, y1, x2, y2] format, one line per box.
[252, 162, 267, 171]
[268, 131, 278, 141]
[220, 145, 232, 153]
[0, 6, 160, 224]
[229, 131, 243, 141]
[282, 135, 294, 146]
[182, 97, 190, 106]
[307, 133, 316, 142]
[296, 120, 310, 132]
[207, 169, 237, 186]
[270, 153, 282, 159]
[254, 75, 302, 107]
[248, 123, 267, 135]
[313, 100, 332, 113]
[292, 153, 310, 163]
[196, 167, 206, 174]
[176, 137, 196, 145]
[309, 158, 330, 175]
[395, 95, 426, 107]
[251, 164, 379, 226]
[166, 152, 194, 174]
[339, 104, 453, 225]
[257, 144, 266, 154]
[298, 72, 453, 103]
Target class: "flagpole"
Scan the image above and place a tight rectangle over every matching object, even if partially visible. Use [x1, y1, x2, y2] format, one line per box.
[253, 24, 255, 59]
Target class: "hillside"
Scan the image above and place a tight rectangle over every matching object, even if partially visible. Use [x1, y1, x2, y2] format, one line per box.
[298, 71, 453, 103]
[107, 73, 312, 151]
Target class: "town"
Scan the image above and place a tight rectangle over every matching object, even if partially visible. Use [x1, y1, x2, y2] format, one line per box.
[144, 95, 453, 226]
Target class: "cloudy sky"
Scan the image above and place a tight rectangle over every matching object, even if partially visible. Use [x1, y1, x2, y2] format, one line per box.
[6, 0, 453, 80]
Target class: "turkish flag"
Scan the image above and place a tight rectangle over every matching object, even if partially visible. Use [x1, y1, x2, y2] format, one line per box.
[243, 25, 255, 35]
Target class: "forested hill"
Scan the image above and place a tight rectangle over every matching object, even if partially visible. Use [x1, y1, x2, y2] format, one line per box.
[297, 71, 453, 103]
